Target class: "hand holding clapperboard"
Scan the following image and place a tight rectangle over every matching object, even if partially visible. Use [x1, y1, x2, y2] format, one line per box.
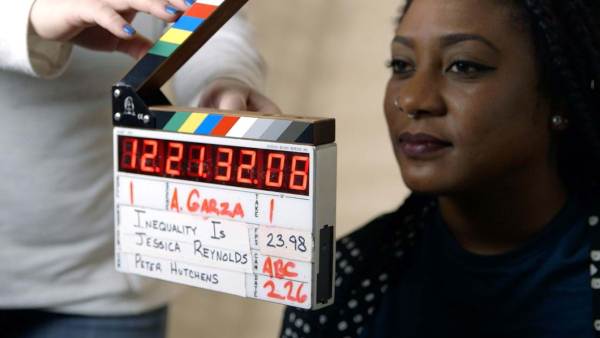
[112, 0, 337, 309]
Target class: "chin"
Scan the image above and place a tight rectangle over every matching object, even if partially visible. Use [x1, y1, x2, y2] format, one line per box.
[399, 165, 454, 195]
[403, 177, 444, 194]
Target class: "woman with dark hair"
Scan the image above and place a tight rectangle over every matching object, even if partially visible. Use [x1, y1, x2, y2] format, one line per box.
[281, 0, 600, 337]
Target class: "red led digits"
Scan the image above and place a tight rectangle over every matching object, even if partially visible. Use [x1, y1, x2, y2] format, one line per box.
[265, 153, 285, 188]
[187, 145, 208, 178]
[165, 142, 184, 176]
[140, 139, 161, 174]
[117, 136, 310, 195]
[120, 137, 138, 170]
[237, 149, 257, 184]
[215, 147, 233, 182]
[289, 155, 309, 192]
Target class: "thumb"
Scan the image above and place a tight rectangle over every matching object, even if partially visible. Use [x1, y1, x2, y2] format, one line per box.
[215, 89, 249, 111]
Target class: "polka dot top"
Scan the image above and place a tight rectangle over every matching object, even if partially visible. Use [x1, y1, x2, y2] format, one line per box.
[279, 194, 432, 338]
[279, 191, 600, 338]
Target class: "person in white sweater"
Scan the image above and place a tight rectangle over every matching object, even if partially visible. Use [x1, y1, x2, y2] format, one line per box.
[0, 0, 277, 336]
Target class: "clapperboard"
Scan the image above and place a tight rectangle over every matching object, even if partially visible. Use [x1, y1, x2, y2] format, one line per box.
[111, 0, 336, 309]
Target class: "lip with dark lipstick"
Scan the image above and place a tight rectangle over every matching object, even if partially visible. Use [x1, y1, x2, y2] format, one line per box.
[398, 132, 452, 158]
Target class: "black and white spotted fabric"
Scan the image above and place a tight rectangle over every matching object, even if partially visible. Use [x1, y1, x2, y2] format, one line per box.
[279, 194, 434, 338]
[280, 191, 600, 338]
[590, 211, 600, 338]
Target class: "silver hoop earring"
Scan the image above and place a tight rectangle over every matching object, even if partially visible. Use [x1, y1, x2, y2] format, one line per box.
[551, 115, 569, 131]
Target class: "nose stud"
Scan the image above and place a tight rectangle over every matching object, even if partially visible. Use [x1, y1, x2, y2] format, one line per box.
[394, 97, 417, 119]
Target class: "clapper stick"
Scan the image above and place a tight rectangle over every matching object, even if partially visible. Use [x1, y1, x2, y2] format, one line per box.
[111, 0, 247, 128]
[112, 0, 334, 145]
[120, 0, 247, 101]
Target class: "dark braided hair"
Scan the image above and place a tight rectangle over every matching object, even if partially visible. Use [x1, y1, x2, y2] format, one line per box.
[400, 0, 600, 191]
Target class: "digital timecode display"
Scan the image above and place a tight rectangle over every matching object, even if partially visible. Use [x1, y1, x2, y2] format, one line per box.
[118, 136, 310, 195]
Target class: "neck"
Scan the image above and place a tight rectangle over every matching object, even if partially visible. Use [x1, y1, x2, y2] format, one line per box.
[437, 167, 567, 255]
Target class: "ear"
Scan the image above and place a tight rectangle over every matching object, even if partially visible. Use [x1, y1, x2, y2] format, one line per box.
[536, 90, 568, 132]
[551, 114, 569, 131]
[551, 97, 570, 132]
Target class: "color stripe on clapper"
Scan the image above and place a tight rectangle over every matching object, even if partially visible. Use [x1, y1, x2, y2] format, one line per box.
[160, 113, 316, 144]
[152, 1, 220, 57]
[122, 0, 225, 88]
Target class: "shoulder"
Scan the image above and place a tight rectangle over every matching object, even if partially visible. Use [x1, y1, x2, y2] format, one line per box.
[279, 193, 434, 338]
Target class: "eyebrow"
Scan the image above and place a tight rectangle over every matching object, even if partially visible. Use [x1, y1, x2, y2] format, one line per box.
[393, 36, 414, 48]
[440, 33, 500, 52]
[393, 33, 500, 52]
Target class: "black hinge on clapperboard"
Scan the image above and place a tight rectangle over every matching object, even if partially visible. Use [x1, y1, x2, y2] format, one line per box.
[111, 0, 247, 129]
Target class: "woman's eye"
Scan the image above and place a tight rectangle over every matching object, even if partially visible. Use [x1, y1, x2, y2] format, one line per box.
[387, 59, 414, 75]
[446, 61, 495, 76]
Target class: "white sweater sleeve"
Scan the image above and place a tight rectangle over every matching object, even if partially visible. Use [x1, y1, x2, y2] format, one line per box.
[0, 0, 72, 78]
[171, 12, 266, 106]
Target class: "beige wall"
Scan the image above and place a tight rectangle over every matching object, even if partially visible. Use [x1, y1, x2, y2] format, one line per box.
[168, 1, 409, 337]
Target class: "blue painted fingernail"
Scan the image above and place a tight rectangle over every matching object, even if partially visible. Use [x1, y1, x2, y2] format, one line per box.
[185, 0, 194, 6]
[123, 24, 136, 36]
[165, 4, 178, 15]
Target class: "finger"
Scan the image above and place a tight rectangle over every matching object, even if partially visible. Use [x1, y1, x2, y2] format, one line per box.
[215, 90, 249, 111]
[103, 0, 183, 21]
[116, 34, 154, 59]
[167, 0, 192, 11]
[122, 10, 138, 23]
[77, 2, 135, 40]
[248, 92, 282, 114]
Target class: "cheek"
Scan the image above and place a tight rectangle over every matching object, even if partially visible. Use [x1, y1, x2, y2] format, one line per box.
[447, 85, 550, 176]
[454, 86, 544, 142]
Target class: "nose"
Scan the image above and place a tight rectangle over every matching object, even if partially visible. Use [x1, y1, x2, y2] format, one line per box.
[393, 70, 446, 119]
